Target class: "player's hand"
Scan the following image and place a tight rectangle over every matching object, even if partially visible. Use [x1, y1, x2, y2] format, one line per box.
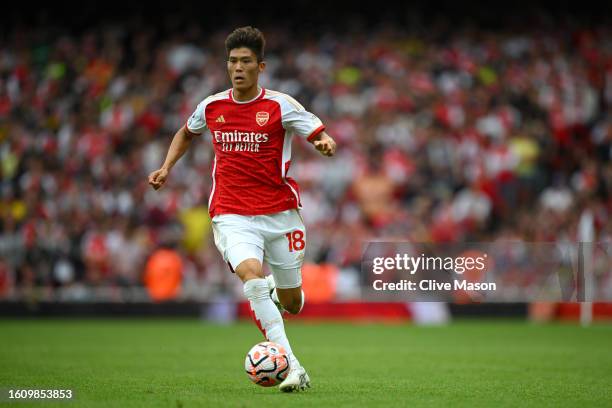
[148, 168, 169, 190]
[313, 133, 336, 157]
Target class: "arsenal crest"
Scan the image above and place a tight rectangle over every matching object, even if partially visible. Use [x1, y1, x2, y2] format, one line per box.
[256, 111, 269, 126]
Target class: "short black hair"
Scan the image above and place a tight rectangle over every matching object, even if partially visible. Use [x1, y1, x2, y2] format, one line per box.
[225, 26, 265, 62]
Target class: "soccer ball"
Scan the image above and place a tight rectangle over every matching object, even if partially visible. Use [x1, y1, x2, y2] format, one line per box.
[244, 341, 290, 387]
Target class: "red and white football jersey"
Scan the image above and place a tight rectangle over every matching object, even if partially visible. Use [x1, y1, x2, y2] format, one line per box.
[186, 88, 325, 218]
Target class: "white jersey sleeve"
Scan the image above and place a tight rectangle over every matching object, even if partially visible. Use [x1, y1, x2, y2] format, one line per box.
[186, 100, 207, 134]
[272, 92, 325, 141]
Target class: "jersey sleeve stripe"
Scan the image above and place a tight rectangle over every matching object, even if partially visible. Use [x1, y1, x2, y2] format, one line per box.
[282, 94, 305, 111]
[306, 125, 326, 142]
[266, 90, 305, 111]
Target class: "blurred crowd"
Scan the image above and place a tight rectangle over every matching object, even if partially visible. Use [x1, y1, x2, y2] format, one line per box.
[0, 13, 610, 301]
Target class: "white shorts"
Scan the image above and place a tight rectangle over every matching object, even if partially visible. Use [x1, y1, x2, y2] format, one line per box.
[211, 209, 306, 289]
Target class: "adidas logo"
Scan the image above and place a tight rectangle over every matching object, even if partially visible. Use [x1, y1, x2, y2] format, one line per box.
[216, 115, 225, 123]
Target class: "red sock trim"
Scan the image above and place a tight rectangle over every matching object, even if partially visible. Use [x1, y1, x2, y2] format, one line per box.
[248, 303, 268, 340]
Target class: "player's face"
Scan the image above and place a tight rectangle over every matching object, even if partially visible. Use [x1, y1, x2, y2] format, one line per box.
[228, 48, 265, 92]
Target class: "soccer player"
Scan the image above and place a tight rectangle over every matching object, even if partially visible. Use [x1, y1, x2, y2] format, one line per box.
[148, 26, 336, 392]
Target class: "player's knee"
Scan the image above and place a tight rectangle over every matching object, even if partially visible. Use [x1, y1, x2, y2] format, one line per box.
[240, 271, 262, 282]
[235, 259, 264, 282]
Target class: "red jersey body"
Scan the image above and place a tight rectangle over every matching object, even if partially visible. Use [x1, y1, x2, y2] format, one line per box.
[186, 88, 325, 218]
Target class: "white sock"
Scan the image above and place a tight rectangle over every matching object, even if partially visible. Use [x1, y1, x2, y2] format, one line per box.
[244, 279, 301, 368]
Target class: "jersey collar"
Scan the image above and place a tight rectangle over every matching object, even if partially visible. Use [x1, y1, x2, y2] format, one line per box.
[229, 87, 265, 104]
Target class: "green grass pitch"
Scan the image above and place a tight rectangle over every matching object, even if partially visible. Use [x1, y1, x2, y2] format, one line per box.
[1, 319, 611, 407]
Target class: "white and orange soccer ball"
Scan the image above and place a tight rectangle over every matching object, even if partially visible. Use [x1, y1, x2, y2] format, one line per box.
[244, 341, 291, 387]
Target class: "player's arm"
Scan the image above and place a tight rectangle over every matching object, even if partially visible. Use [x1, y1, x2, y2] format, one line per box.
[277, 93, 335, 157]
[148, 125, 197, 190]
[309, 131, 336, 157]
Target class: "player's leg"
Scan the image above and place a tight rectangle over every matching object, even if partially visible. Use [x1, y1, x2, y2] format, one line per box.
[263, 262, 306, 370]
[260, 210, 310, 391]
[265, 270, 310, 392]
[212, 215, 299, 364]
[234, 256, 305, 382]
